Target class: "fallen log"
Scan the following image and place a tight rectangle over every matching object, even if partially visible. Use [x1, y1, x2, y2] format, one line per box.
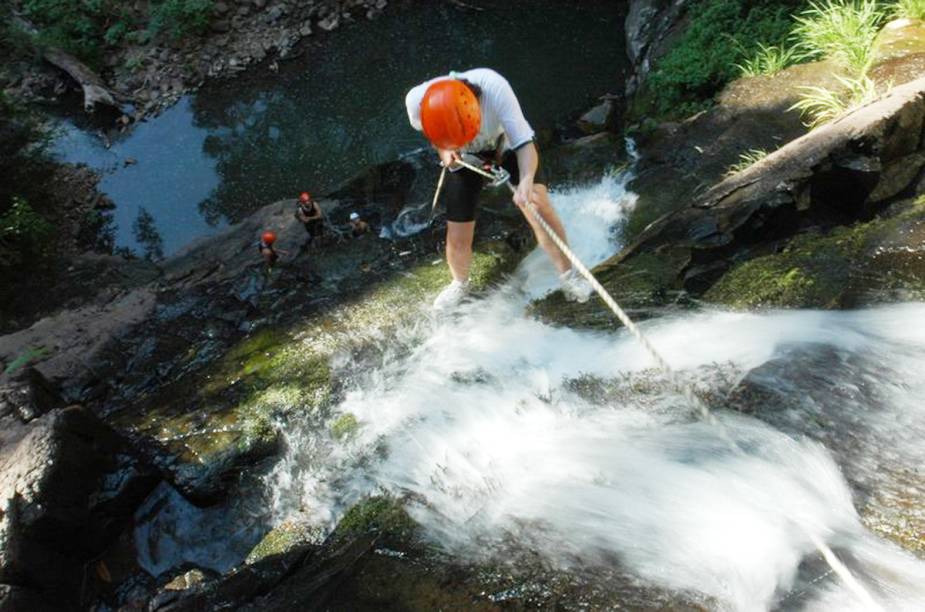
[11, 13, 124, 113]
[41, 47, 123, 113]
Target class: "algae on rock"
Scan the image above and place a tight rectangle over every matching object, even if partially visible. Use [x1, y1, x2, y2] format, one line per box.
[704, 198, 925, 308]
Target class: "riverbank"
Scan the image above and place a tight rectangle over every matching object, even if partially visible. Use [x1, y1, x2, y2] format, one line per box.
[4, 0, 393, 120]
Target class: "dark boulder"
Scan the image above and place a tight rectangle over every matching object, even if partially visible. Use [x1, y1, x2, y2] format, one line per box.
[0, 405, 158, 609]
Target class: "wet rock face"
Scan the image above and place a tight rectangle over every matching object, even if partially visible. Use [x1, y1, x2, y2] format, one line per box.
[0, 405, 157, 608]
[148, 492, 709, 611]
[624, 0, 689, 96]
[540, 77, 925, 325]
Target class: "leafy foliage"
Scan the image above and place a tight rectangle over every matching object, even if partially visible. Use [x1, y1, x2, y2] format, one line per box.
[18, 0, 212, 63]
[21, 0, 117, 63]
[0, 197, 54, 271]
[644, 0, 802, 118]
[790, 73, 881, 127]
[792, 0, 885, 73]
[0, 93, 48, 208]
[737, 42, 800, 76]
[150, 0, 214, 39]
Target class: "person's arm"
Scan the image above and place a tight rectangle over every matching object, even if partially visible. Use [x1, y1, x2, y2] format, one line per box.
[306, 204, 323, 220]
[512, 142, 538, 209]
[482, 70, 537, 208]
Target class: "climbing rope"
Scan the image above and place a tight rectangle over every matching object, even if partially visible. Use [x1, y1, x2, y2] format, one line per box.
[453, 157, 883, 611]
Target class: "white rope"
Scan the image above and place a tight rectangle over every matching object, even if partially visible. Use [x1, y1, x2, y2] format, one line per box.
[454, 158, 883, 610]
[431, 165, 447, 216]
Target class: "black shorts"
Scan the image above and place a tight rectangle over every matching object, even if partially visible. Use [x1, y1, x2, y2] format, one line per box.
[439, 147, 546, 223]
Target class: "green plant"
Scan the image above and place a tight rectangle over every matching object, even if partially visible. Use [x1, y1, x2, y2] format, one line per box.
[737, 42, 799, 76]
[149, 0, 213, 39]
[4, 346, 50, 375]
[724, 148, 770, 177]
[790, 74, 881, 127]
[0, 197, 54, 268]
[123, 53, 144, 72]
[643, 0, 801, 118]
[104, 20, 129, 46]
[891, 0, 925, 19]
[792, 0, 885, 73]
[21, 0, 114, 62]
[1, 197, 54, 244]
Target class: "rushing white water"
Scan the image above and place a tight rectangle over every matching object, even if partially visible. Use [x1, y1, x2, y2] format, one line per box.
[265, 170, 925, 610]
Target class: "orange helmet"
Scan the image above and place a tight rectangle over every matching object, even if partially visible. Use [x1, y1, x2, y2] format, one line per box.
[299, 192, 311, 203]
[420, 79, 480, 150]
[261, 231, 277, 245]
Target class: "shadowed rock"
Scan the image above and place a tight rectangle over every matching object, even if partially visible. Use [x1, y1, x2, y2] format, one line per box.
[538, 76, 925, 326]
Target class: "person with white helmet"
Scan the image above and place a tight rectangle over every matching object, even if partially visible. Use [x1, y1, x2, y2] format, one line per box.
[349, 211, 369, 237]
[405, 68, 592, 310]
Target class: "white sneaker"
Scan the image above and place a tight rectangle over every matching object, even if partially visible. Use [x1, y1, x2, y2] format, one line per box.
[433, 279, 470, 310]
[559, 268, 593, 303]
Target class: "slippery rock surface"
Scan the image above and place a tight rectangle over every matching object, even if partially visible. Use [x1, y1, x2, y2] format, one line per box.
[147, 495, 706, 611]
[624, 0, 690, 96]
[0, 403, 156, 609]
[539, 76, 925, 327]
[0, 154, 532, 505]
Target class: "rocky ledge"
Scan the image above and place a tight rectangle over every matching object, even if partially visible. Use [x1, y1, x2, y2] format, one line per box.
[536, 73, 925, 327]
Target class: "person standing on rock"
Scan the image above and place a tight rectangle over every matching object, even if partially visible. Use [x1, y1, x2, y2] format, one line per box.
[295, 191, 324, 249]
[405, 68, 592, 310]
[258, 231, 287, 273]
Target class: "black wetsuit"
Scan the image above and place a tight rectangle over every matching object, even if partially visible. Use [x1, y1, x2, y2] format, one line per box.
[298, 202, 324, 241]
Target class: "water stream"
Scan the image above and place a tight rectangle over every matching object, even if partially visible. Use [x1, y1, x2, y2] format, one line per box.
[259, 172, 925, 610]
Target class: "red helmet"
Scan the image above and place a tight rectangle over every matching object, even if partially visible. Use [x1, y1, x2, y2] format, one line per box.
[420, 79, 480, 150]
[261, 231, 277, 245]
[299, 192, 311, 203]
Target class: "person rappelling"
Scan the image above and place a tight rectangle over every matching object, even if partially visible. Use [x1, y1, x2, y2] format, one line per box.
[405, 67, 593, 310]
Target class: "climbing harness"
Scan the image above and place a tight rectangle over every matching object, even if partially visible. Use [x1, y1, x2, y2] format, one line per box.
[450, 157, 884, 611]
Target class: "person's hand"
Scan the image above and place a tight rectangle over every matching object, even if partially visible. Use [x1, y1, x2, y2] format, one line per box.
[513, 177, 534, 210]
[437, 148, 461, 169]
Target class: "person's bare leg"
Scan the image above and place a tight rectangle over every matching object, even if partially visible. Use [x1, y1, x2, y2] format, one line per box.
[519, 184, 570, 273]
[446, 220, 476, 281]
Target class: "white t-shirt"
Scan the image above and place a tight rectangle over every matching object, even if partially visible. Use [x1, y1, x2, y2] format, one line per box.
[405, 68, 535, 153]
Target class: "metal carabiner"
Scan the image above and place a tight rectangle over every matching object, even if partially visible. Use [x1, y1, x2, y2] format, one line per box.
[487, 164, 510, 188]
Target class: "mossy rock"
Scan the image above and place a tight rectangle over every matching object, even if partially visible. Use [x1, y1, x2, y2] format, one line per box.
[245, 521, 324, 565]
[113, 234, 524, 501]
[330, 412, 360, 440]
[869, 18, 925, 88]
[332, 495, 418, 542]
[704, 198, 925, 309]
[530, 249, 688, 329]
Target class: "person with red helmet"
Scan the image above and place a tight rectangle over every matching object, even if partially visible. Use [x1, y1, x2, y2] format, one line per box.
[295, 191, 324, 249]
[406, 68, 592, 310]
[257, 230, 288, 273]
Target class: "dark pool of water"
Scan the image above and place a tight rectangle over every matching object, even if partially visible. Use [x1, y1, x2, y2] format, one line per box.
[52, 0, 627, 256]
